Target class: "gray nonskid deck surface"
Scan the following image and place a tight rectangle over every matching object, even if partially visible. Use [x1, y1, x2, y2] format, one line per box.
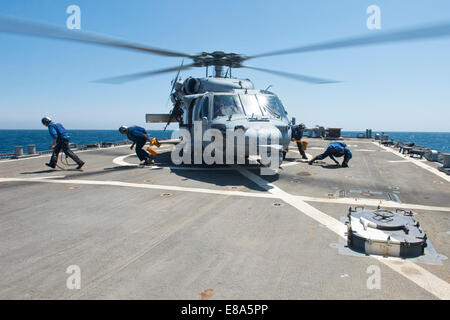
[0, 139, 449, 299]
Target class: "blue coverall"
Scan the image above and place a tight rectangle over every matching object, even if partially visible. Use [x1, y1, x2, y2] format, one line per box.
[47, 121, 84, 167]
[127, 126, 152, 161]
[291, 125, 307, 159]
[314, 142, 352, 162]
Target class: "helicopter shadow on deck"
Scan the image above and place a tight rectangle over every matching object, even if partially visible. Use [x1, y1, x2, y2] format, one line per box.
[154, 149, 279, 192]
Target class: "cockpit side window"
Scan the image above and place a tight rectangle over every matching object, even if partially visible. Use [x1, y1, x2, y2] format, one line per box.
[212, 95, 244, 119]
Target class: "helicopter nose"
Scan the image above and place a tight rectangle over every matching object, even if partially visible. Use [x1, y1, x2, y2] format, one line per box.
[245, 126, 282, 145]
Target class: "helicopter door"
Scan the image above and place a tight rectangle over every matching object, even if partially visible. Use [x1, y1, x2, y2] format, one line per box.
[192, 95, 210, 150]
[199, 96, 210, 134]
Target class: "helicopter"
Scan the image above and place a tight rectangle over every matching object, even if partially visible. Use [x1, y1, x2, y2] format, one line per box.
[1, 15, 450, 166]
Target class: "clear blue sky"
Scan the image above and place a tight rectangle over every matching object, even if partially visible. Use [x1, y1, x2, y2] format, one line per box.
[0, 0, 449, 131]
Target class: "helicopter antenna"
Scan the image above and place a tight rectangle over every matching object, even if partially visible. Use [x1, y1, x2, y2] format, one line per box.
[265, 85, 273, 91]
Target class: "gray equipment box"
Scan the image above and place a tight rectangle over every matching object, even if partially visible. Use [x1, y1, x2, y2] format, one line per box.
[346, 207, 427, 258]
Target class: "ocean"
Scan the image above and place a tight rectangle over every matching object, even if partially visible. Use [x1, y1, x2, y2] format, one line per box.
[0, 130, 175, 154]
[0, 130, 448, 154]
[342, 131, 450, 153]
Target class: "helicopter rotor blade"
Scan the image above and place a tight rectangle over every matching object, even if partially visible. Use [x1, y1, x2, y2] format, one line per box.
[243, 65, 340, 84]
[0, 15, 193, 58]
[94, 63, 196, 84]
[249, 21, 450, 59]
[170, 59, 184, 93]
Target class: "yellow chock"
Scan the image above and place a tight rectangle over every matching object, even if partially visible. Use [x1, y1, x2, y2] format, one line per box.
[301, 140, 308, 151]
[151, 138, 161, 147]
[147, 146, 158, 156]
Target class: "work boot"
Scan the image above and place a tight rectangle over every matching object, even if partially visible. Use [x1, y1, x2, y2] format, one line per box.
[45, 163, 56, 169]
[143, 158, 154, 166]
[76, 161, 85, 170]
[308, 156, 318, 165]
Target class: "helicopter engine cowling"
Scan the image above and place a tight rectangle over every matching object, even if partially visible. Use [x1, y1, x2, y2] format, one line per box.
[183, 77, 201, 95]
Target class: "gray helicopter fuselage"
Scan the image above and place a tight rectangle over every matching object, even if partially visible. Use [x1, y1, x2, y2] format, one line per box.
[175, 77, 292, 160]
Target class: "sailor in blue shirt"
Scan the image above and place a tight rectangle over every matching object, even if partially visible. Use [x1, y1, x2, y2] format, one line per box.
[291, 123, 308, 160]
[119, 125, 154, 165]
[41, 117, 85, 169]
[308, 142, 352, 167]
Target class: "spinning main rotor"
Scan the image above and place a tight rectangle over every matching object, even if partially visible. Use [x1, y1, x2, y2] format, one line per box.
[1, 14, 450, 84]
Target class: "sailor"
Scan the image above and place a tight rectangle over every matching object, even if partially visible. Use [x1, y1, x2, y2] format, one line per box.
[41, 117, 85, 169]
[291, 123, 308, 160]
[308, 142, 352, 167]
[119, 125, 154, 165]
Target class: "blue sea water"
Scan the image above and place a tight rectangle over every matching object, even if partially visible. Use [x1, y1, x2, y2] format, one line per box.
[342, 131, 450, 153]
[0, 130, 175, 154]
[0, 129, 448, 154]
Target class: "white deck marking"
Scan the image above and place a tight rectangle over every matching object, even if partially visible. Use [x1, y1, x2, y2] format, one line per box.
[114, 151, 313, 170]
[237, 168, 450, 300]
[373, 142, 450, 183]
[297, 196, 450, 213]
[0, 177, 277, 199]
[33, 175, 67, 180]
[114, 153, 252, 171]
[388, 159, 426, 163]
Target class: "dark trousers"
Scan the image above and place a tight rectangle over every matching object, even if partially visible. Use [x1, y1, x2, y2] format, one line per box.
[135, 137, 151, 161]
[50, 138, 83, 166]
[296, 142, 307, 158]
[315, 149, 344, 161]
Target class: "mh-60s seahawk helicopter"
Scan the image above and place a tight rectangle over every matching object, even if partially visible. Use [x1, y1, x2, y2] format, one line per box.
[1, 15, 450, 165]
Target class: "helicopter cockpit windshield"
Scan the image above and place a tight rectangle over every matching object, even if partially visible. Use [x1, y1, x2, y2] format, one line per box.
[212, 94, 289, 121]
[212, 95, 245, 119]
[256, 95, 288, 121]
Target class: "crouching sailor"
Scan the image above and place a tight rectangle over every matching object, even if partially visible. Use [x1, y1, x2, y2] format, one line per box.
[308, 142, 352, 167]
[41, 117, 85, 169]
[119, 125, 154, 165]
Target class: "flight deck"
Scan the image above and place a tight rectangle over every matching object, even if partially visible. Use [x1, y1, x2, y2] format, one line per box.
[0, 138, 449, 299]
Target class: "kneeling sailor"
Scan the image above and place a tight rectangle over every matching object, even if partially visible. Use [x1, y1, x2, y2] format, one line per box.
[308, 142, 352, 167]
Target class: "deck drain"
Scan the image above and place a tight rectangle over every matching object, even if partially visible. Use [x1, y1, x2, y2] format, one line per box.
[160, 193, 172, 197]
[272, 202, 285, 207]
[296, 171, 311, 177]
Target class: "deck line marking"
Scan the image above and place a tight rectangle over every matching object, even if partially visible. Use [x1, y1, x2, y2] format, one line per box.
[0, 177, 277, 199]
[373, 142, 449, 183]
[237, 168, 450, 300]
[1, 175, 448, 212]
[113, 154, 248, 171]
[32, 175, 67, 180]
[114, 152, 313, 170]
[299, 196, 450, 213]
[387, 160, 412, 163]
